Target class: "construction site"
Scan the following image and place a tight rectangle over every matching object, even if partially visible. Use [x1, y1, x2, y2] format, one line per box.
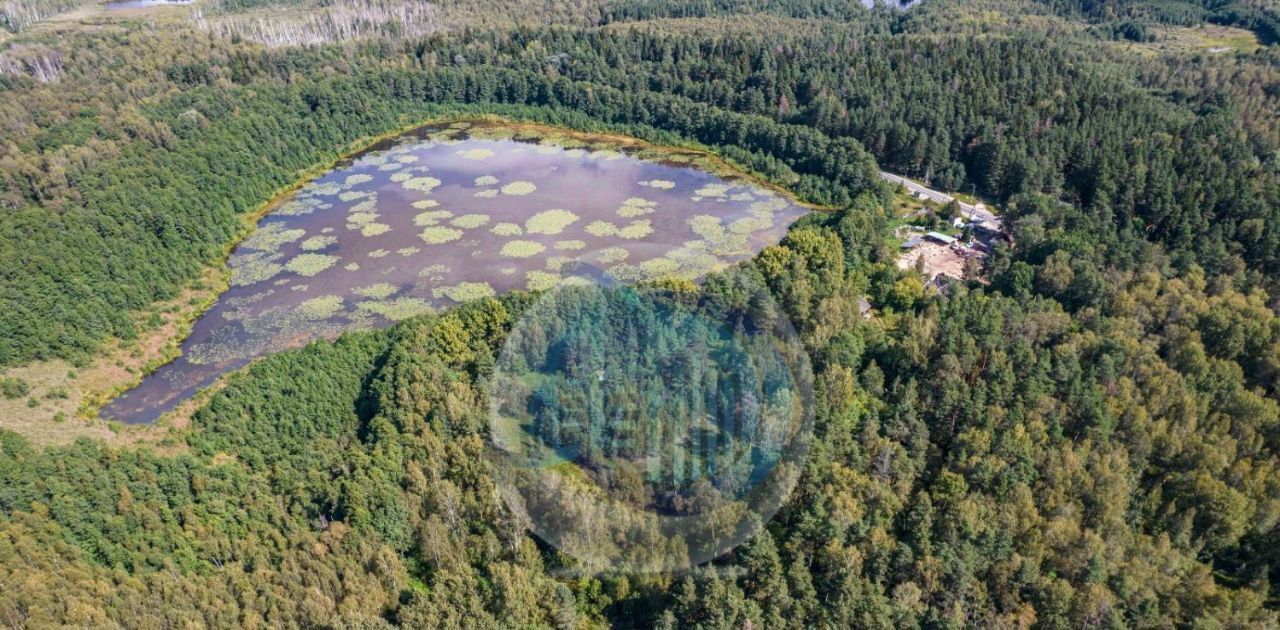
[887, 174, 1006, 284]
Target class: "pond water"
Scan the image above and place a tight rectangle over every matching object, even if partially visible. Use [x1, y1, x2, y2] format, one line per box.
[101, 121, 810, 424]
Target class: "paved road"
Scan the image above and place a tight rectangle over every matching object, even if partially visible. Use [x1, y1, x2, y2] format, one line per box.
[880, 171, 1000, 228]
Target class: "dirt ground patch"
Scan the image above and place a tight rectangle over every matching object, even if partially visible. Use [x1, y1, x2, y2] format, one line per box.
[898, 241, 970, 281]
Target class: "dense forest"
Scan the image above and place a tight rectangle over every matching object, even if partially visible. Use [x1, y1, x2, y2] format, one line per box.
[487, 276, 813, 573]
[1, 0, 1279, 626]
[3, 0, 1278, 366]
[5, 198, 1279, 626]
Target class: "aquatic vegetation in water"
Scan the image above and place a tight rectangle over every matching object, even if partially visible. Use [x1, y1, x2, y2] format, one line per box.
[285, 253, 339, 277]
[585, 219, 653, 239]
[242, 223, 305, 252]
[585, 220, 618, 237]
[347, 212, 379, 226]
[226, 291, 271, 309]
[729, 217, 770, 235]
[414, 210, 454, 226]
[350, 204, 378, 220]
[694, 183, 732, 199]
[686, 215, 754, 255]
[617, 220, 654, 239]
[501, 181, 537, 196]
[297, 295, 344, 319]
[617, 197, 657, 217]
[354, 283, 399, 299]
[491, 222, 523, 236]
[450, 214, 491, 229]
[309, 181, 342, 196]
[596, 247, 630, 264]
[525, 209, 579, 235]
[709, 235, 751, 256]
[417, 264, 449, 279]
[358, 297, 433, 321]
[664, 242, 724, 277]
[605, 263, 643, 283]
[230, 253, 283, 287]
[300, 236, 336, 251]
[402, 176, 442, 193]
[107, 121, 808, 426]
[689, 215, 724, 240]
[501, 240, 546, 258]
[276, 196, 330, 216]
[639, 257, 681, 278]
[606, 255, 705, 283]
[432, 281, 496, 303]
[748, 196, 789, 217]
[525, 270, 561, 291]
[420, 226, 464, 244]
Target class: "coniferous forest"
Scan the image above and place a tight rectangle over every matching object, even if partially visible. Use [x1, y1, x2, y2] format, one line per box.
[2, 0, 1280, 627]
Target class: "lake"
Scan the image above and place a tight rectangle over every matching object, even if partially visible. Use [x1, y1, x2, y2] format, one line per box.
[101, 121, 811, 424]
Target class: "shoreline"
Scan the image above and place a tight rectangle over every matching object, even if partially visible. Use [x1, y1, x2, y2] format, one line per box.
[1, 113, 823, 447]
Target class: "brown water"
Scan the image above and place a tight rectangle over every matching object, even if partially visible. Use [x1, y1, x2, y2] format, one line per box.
[102, 122, 810, 424]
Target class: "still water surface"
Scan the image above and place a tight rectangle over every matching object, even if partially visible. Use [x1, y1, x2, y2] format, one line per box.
[102, 122, 810, 424]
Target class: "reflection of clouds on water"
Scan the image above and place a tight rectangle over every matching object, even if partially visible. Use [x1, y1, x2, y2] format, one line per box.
[103, 123, 809, 424]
